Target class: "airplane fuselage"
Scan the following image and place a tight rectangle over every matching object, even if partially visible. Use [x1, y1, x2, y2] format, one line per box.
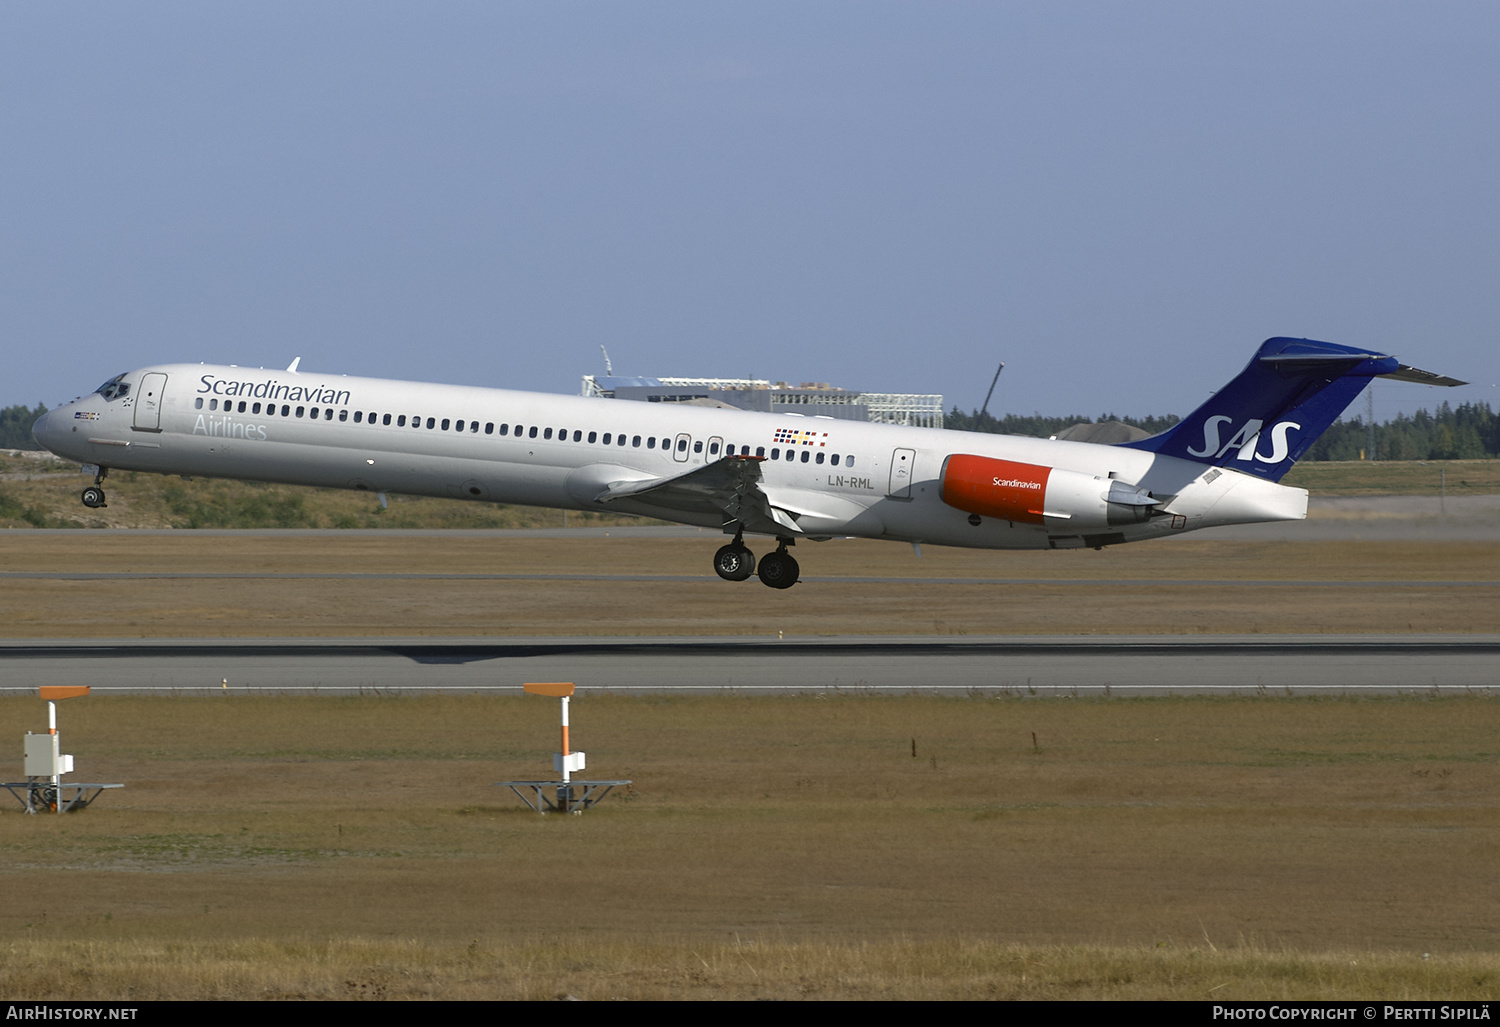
[32, 362, 1306, 554]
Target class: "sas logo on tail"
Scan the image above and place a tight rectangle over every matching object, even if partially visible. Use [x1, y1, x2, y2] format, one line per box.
[1186, 417, 1301, 464]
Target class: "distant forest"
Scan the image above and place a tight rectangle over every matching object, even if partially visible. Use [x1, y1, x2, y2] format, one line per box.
[4, 400, 1497, 460]
[0, 403, 47, 450]
[1300, 402, 1499, 461]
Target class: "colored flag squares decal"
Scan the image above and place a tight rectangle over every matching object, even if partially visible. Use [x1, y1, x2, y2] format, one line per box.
[773, 427, 828, 447]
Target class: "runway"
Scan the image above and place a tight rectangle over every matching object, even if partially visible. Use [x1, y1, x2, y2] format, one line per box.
[2, 636, 1495, 695]
[4, 571, 1497, 588]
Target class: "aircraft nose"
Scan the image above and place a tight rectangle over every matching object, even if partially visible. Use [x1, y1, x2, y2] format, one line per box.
[31, 407, 70, 453]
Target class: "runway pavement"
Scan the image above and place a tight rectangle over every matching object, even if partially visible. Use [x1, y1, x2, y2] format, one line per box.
[1, 635, 1495, 695]
[5, 571, 1497, 588]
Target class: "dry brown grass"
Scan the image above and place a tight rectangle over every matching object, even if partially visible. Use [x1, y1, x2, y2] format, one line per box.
[1283, 459, 1500, 496]
[2, 534, 1497, 637]
[0, 693, 1496, 999]
[2, 938, 1494, 1001]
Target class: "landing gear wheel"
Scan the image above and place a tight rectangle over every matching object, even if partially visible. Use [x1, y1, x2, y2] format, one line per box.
[713, 544, 756, 581]
[756, 551, 800, 589]
[81, 486, 107, 509]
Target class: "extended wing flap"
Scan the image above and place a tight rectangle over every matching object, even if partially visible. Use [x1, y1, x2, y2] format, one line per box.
[595, 455, 797, 535]
[595, 454, 761, 502]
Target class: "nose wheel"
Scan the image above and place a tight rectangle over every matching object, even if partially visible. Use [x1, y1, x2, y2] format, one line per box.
[81, 486, 107, 509]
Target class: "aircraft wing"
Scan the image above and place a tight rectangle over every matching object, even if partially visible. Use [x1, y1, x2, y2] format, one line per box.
[594, 455, 800, 535]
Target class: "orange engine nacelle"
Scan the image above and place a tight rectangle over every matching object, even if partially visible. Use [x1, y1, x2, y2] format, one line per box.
[940, 454, 1052, 525]
[941, 453, 1162, 529]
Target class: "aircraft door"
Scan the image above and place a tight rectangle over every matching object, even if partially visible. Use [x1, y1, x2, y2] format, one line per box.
[888, 447, 916, 498]
[133, 373, 167, 431]
[673, 432, 692, 463]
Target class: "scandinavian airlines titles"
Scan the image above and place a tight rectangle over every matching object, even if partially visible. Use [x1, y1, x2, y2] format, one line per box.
[192, 415, 268, 440]
[197, 374, 352, 406]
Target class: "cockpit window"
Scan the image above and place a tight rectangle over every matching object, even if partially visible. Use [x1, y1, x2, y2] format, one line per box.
[94, 374, 131, 401]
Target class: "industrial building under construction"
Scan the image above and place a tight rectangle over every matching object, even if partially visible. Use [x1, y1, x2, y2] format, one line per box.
[580, 373, 944, 429]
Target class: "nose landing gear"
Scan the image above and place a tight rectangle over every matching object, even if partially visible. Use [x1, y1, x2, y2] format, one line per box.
[80, 468, 108, 508]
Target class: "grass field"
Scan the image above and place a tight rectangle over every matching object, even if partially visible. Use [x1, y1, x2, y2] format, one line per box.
[1281, 459, 1500, 496]
[1, 533, 1496, 637]
[1, 692, 1496, 1000]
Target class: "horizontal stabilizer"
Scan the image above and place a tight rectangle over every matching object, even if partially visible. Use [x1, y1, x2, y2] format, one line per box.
[1258, 350, 1389, 366]
[1378, 364, 1467, 388]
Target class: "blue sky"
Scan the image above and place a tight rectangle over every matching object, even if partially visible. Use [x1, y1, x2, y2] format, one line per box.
[4, 2, 1495, 424]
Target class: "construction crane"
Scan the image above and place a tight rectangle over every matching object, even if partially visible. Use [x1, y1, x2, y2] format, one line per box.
[979, 360, 1005, 421]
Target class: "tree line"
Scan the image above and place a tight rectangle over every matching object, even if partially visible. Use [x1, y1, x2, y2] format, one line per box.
[947, 401, 1500, 460]
[1300, 401, 1498, 461]
[0, 403, 48, 450]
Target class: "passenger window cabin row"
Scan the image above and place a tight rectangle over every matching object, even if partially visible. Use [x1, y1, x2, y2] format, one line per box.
[193, 396, 856, 467]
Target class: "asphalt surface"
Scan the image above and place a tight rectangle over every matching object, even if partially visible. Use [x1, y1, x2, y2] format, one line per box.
[4, 571, 1497, 588]
[2, 635, 1495, 695]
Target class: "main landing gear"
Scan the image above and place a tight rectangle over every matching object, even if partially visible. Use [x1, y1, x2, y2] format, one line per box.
[756, 546, 800, 589]
[713, 541, 756, 581]
[713, 532, 799, 589]
[80, 468, 108, 509]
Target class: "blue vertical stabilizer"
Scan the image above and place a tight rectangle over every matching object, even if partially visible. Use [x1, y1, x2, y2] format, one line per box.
[1123, 337, 1402, 482]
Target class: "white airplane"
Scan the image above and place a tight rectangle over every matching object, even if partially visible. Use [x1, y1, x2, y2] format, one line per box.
[31, 337, 1462, 588]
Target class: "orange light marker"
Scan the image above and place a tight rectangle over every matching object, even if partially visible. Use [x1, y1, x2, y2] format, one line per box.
[35, 686, 89, 813]
[501, 681, 627, 814]
[523, 682, 583, 784]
